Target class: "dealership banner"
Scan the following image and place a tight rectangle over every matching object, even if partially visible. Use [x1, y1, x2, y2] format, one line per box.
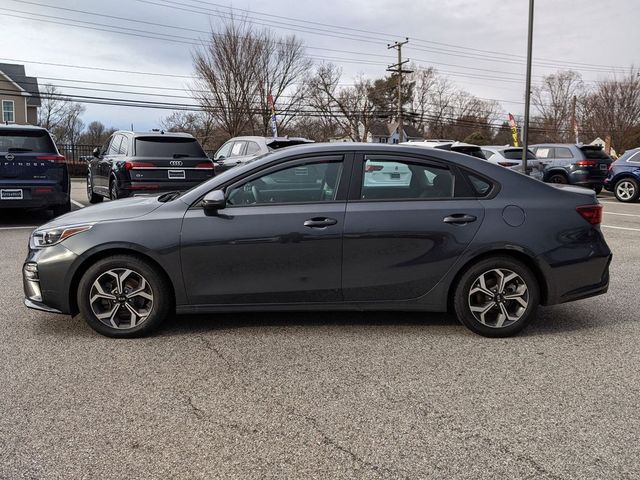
[268, 94, 278, 138]
[508, 113, 519, 147]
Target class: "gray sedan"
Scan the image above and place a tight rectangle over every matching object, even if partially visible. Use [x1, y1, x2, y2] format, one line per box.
[23, 144, 611, 338]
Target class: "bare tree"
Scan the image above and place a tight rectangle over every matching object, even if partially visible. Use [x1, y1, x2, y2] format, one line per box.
[161, 111, 220, 149]
[409, 66, 437, 133]
[192, 17, 311, 138]
[580, 68, 640, 152]
[38, 84, 85, 142]
[79, 121, 115, 146]
[530, 70, 584, 142]
[307, 63, 376, 141]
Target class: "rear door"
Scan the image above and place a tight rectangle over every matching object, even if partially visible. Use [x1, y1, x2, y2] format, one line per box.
[0, 128, 66, 202]
[342, 152, 485, 302]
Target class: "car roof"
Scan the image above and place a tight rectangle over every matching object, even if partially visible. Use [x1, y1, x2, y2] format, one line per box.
[530, 143, 581, 148]
[0, 124, 48, 131]
[114, 130, 195, 139]
[225, 136, 314, 143]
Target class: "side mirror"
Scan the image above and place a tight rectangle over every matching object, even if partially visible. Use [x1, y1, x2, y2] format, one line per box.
[92, 147, 101, 158]
[216, 154, 225, 161]
[202, 190, 226, 215]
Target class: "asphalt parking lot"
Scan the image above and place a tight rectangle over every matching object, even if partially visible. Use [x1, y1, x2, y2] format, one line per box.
[1, 180, 639, 479]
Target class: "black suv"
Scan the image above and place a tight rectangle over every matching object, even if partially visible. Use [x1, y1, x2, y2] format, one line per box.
[530, 143, 612, 192]
[0, 125, 70, 216]
[86, 130, 214, 202]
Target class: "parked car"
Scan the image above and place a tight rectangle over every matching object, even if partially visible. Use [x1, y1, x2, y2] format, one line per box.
[530, 144, 612, 192]
[603, 147, 640, 202]
[403, 140, 487, 160]
[213, 136, 314, 174]
[481, 146, 543, 180]
[86, 130, 214, 202]
[24, 143, 611, 339]
[0, 124, 70, 216]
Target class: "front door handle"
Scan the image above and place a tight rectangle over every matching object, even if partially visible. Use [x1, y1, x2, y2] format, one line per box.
[443, 214, 477, 224]
[304, 217, 338, 228]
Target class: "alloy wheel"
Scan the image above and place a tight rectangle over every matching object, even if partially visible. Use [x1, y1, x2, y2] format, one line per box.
[616, 180, 636, 201]
[89, 268, 154, 329]
[467, 268, 529, 328]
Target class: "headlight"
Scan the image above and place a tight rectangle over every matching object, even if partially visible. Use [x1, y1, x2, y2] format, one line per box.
[30, 224, 93, 249]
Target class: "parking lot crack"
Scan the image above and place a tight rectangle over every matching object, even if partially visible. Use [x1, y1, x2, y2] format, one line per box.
[290, 409, 411, 479]
[199, 335, 233, 369]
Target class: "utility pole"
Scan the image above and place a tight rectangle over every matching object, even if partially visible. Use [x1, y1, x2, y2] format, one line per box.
[387, 38, 412, 143]
[522, 0, 534, 174]
[571, 95, 579, 144]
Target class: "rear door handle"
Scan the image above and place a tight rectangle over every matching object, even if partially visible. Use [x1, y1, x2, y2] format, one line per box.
[304, 217, 338, 228]
[443, 214, 477, 224]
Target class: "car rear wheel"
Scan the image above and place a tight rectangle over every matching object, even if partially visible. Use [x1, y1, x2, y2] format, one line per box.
[593, 184, 603, 195]
[614, 178, 639, 203]
[547, 173, 568, 184]
[87, 173, 103, 204]
[77, 255, 172, 338]
[453, 256, 539, 337]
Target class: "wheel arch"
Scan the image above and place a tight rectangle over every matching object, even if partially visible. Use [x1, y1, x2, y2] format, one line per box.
[543, 168, 569, 182]
[446, 248, 549, 309]
[68, 247, 176, 316]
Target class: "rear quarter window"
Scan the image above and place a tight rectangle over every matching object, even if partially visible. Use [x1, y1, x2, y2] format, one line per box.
[0, 129, 56, 153]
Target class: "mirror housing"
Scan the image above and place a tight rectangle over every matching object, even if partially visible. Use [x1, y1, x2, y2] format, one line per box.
[202, 190, 226, 215]
[92, 147, 101, 158]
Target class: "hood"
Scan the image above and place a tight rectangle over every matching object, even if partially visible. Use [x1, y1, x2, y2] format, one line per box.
[41, 196, 164, 229]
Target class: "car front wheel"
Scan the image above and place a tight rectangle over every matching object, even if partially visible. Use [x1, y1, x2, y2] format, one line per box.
[453, 256, 539, 337]
[614, 178, 639, 203]
[87, 173, 103, 203]
[77, 255, 172, 337]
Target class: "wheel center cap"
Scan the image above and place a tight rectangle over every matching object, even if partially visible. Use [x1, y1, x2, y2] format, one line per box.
[116, 294, 127, 303]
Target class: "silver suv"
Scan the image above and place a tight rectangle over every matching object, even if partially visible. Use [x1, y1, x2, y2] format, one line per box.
[213, 136, 314, 174]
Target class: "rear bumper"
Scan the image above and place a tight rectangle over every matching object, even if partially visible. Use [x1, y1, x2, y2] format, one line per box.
[541, 249, 612, 305]
[0, 183, 69, 209]
[568, 170, 607, 186]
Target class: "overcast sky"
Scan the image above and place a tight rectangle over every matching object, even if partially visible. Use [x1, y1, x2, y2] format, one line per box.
[2, 0, 639, 131]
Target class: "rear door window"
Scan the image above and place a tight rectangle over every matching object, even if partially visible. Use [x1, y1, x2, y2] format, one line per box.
[535, 147, 552, 159]
[135, 137, 206, 157]
[361, 158, 454, 200]
[0, 129, 56, 153]
[555, 147, 574, 159]
[119, 136, 130, 156]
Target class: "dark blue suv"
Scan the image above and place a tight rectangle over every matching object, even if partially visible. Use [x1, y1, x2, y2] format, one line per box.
[0, 125, 70, 216]
[604, 147, 640, 202]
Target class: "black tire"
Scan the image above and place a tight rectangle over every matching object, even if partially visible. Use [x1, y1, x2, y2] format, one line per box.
[614, 178, 640, 203]
[109, 176, 120, 200]
[87, 172, 103, 204]
[593, 184, 603, 195]
[52, 198, 71, 217]
[453, 256, 540, 338]
[77, 255, 172, 338]
[547, 173, 568, 184]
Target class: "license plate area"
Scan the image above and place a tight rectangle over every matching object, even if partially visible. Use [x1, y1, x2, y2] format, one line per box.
[390, 172, 401, 179]
[168, 170, 186, 180]
[599, 164, 608, 171]
[0, 189, 23, 200]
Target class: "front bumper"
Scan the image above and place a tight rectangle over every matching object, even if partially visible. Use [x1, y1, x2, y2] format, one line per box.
[22, 243, 79, 315]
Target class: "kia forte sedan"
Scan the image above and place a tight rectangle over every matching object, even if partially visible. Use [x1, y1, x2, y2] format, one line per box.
[23, 144, 611, 338]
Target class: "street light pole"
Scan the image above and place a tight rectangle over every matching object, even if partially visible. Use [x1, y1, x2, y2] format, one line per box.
[522, 0, 534, 174]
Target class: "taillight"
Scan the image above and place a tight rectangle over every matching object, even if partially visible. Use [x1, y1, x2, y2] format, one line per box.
[575, 160, 596, 168]
[365, 164, 384, 173]
[36, 155, 65, 162]
[125, 161, 156, 170]
[196, 162, 214, 169]
[576, 204, 603, 225]
[497, 161, 519, 167]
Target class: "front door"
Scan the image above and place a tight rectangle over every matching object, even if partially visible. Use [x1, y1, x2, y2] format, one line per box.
[342, 153, 485, 302]
[180, 154, 351, 305]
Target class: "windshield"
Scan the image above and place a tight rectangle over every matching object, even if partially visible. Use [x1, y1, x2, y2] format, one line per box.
[0, 130, 56, 153]
[135, 137, 206, 157]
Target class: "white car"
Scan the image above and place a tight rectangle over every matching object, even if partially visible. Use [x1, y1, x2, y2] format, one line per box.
[401, 140, 487, 159]
[481, 146, 543, 179]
